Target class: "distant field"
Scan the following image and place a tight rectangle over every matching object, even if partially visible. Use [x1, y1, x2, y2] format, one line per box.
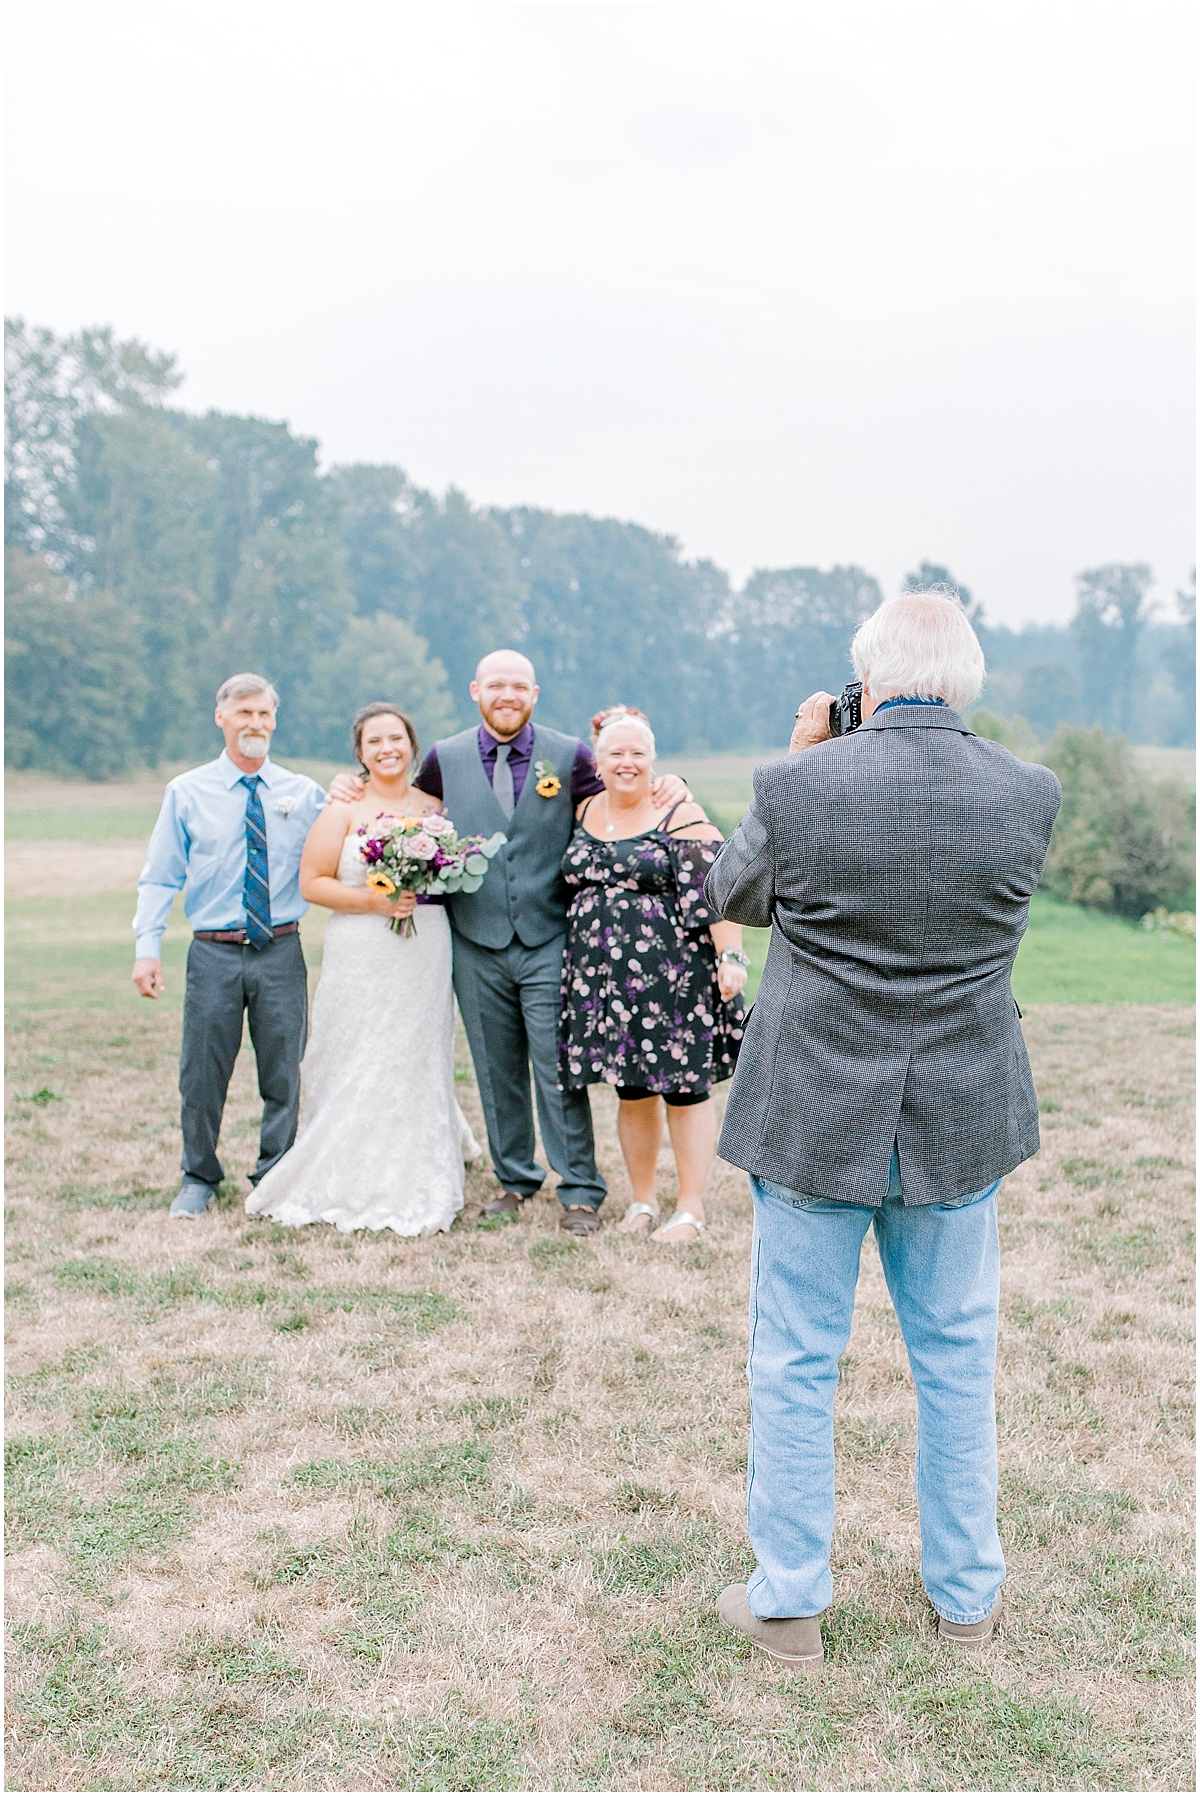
[1014, 896, 1195, 1007]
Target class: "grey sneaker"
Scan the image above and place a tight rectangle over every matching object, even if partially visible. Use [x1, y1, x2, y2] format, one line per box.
[938, 1587, 1004, 1647]
[716, 1583, 824, 1667]
[169, 1178, 216, 1218]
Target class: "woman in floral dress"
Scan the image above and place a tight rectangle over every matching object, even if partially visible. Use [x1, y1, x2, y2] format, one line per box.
[557, 708, 750, 1242]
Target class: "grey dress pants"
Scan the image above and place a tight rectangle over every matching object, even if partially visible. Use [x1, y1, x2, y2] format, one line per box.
[179, 933, 309, 1189]
[451, 931, 607, 1211]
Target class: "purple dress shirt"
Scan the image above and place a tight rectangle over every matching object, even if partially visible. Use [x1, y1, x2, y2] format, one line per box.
[414, 722, 604, 808]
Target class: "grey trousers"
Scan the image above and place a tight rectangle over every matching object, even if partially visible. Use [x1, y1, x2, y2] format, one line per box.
[179, 934, 309, 1189]
[452, 930, 607, 1211]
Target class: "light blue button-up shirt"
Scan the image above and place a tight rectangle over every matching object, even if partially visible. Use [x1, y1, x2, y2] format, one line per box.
[133, 751, 327, 958]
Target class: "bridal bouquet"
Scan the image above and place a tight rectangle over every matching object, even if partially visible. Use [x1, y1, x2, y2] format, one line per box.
[356, 813, 507, 936]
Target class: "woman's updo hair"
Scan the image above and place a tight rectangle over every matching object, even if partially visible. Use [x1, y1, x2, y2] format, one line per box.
[590, 704, 655, 753]
[351, 702, 420, 777]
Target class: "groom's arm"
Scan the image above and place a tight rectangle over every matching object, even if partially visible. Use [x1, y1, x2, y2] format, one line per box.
[569, 741, 604, 803]
[411, 746, 443, 800]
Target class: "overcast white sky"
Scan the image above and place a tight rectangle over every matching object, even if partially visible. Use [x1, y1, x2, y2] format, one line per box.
[5, 0, 1195, 625]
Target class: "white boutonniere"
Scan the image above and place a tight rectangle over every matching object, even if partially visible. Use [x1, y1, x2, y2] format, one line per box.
[274, 796, 298, 819]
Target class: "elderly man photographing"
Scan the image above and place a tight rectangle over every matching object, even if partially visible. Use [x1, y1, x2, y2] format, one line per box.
[133, 675, 325, 1217]
[706, 591, 1061, 1666]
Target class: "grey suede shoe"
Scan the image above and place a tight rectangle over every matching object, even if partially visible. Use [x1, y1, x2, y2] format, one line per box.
[937, 1586, 1004, 1647]
[716, 1583, 824, 1666]
[169, 1178, 216, 1218]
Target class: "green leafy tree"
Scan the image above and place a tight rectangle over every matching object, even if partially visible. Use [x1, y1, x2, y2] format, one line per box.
[726, 565, 882, 746]
[5, 317, 181, 563]
[1010, 662, 1082, 739]
[179, 413, 355, 755]
[1041, 725, 1194, 915]
[328, 462, 422, 612]
[333, 467, 525, 721]
[405, 490, 526, 710]
[902, 560, 986, 628]
[69, 408, 221, 763]
[967, 710, 1041, 757]
[1070, 563, 1155, 736]
[493, 508, 730, 751]
[4, 547, 146, 778]
[302, 614, 457, 763]
[1166, 570, 1196, 740]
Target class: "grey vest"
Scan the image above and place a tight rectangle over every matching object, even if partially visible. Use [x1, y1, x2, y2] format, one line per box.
[437, 724, 580, 950]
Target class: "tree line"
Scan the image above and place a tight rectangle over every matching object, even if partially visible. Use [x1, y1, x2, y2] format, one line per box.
[5, 318, 1195, 788]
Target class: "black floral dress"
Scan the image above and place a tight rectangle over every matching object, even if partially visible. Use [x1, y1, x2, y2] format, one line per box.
[557, 812, 746, 1096]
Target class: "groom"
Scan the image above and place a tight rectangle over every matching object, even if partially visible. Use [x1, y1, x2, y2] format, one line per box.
[332, 649, 687, 1233]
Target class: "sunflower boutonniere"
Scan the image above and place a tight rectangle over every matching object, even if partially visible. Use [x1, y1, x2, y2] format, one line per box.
[533, 758, 562, 798]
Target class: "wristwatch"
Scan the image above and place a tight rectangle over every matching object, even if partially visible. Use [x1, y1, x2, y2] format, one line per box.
[718, 947, 750, 970]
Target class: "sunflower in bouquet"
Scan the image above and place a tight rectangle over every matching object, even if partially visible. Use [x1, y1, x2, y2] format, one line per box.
[356, 813, 507, 936]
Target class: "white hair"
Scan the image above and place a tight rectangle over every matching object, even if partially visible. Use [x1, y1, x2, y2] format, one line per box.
[850, 591, 985, 712]
[595, 710, 656, 756]
[215, 673, 279, 711]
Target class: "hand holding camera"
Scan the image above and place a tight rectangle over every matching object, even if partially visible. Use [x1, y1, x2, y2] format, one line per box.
[789, 682, 864, 753]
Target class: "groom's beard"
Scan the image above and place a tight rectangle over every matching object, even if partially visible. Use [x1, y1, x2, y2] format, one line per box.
[479, 699, 534, 740]
[237, 729, 271, 759]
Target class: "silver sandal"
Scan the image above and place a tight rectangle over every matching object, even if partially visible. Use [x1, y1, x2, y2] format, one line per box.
[622, 1201, 660, 1231]
[655, 1210, 706, 1240]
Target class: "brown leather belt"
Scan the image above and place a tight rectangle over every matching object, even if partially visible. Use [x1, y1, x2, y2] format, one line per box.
[191, 920, 300, 945]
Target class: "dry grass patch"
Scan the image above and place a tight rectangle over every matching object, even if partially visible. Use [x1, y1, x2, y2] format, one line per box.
[5, 1002, 1194, 1790]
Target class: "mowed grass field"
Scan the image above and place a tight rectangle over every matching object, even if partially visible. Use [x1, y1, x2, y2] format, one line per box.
[4, 761, 1196, 1791]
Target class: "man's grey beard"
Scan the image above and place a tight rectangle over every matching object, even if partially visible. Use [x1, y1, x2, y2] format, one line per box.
[238, 730, 270, 757]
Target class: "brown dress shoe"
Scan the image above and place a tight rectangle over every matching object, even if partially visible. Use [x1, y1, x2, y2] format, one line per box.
[716, 1583, 823, 1667]
[937, 1586, 1004, 1647]
[560, 1204, 601, 1235]
[481, 1192, 526, 1218]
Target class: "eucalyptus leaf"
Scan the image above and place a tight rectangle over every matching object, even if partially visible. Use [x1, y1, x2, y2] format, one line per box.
[465, 854, 487, 875]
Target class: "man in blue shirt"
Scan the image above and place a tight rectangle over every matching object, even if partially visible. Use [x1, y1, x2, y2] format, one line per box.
[133, 674, 325, 1217]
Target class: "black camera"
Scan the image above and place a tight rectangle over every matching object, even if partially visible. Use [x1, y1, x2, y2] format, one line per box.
[828, 681, 863, 737]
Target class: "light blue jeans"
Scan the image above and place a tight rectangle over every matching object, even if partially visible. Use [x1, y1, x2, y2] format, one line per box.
[746, 1155, 1004, 1624]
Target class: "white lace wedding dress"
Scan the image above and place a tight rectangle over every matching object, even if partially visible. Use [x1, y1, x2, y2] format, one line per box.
[245, 833, 480, 1235]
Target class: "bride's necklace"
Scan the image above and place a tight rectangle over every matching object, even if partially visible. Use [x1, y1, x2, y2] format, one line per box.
[366, 779, 412, 816]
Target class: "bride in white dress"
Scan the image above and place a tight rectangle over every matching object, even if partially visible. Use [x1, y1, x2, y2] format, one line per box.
[246, 703, 479, 1236]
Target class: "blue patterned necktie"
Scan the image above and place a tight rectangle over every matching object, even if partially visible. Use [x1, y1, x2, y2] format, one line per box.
[239, 776, 273, 949]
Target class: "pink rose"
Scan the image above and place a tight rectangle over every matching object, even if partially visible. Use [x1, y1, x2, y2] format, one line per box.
[422, 814, 455, 837]
[403, 833, 437, 860]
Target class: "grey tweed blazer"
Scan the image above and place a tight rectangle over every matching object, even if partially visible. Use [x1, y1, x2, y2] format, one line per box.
[705, 705, 1062, 1205]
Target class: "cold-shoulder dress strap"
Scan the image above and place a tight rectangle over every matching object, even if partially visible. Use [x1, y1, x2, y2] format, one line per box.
[659, 799, 690, 833]
[579, 795, 601, 825]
